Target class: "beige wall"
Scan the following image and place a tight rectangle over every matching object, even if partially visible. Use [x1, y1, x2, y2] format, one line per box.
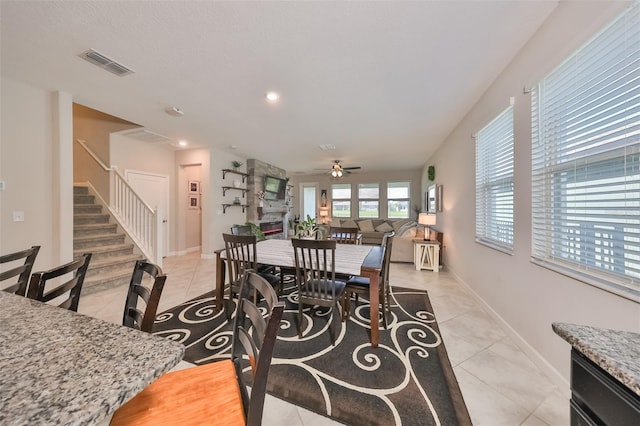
[1, 77, 54, 270]
[73, 104, 138, 199]
[423, 0, 639, 391]
[110, 132, 178, 254]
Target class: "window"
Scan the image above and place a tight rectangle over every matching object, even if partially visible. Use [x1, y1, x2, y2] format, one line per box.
[387, 182, 410, 219]
[358, 183, 379, 218]
[475, 105, 514, 253]
[531, 2, 640, 298]
[331, 183, 351, 218]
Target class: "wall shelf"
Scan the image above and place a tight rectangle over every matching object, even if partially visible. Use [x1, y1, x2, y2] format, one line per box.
[222, 169, 249, 182]
[222, 204, 248, 214]
[222, 186, 247, 197]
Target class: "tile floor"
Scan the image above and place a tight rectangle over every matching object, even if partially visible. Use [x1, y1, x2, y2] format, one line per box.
[79, 252, 570, 425]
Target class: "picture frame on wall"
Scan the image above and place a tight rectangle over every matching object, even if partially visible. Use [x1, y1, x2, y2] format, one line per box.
[427, 184, 442, 213]
[189, 180, 200, 194]
[189, 195, 199, 209]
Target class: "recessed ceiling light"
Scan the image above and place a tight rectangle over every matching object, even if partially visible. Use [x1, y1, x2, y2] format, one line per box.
[178, 140, 188, 147]
[265, 92, 279, 102]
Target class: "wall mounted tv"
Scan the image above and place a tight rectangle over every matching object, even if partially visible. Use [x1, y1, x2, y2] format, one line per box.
[264, 175, 287, 200]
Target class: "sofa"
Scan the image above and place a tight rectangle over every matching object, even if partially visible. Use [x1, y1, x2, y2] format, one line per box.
[328, 218, 424, 262]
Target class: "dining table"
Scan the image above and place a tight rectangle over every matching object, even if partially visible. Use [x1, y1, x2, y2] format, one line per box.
[0, 291, 185, 425]
[215, 238, 385, 347]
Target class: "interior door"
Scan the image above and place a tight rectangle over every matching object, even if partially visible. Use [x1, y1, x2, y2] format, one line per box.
[301, 183, 318, 221]
[125, 170, 170, 257]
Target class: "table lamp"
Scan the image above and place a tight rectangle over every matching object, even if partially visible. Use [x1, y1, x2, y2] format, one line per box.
[418, 212, 436, 240]
[319, 209, 329, 224]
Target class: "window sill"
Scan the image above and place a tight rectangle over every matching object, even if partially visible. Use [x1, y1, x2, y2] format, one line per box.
[531, 257, 640, 303]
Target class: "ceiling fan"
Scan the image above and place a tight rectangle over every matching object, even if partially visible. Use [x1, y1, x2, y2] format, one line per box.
[329, 160, 361, 177]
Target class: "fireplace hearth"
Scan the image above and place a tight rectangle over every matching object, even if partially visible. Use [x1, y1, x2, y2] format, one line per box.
[260, 221, 284, 238]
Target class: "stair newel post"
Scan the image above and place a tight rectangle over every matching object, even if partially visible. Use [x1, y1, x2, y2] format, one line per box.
[155, 207, 163, 267]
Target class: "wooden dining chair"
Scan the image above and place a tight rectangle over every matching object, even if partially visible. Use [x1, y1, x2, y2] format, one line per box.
[329, 226, 359, 244]
[292, 238, 346, 345]
[122, 259, 167, 333]
[344, 232, 395, 328]
[110, 270, 285, 426]
[0, 245, 40, 296]
[230, 225, 276, 275]
[26, 253, 92, 312]
[223, 233, 281, 316]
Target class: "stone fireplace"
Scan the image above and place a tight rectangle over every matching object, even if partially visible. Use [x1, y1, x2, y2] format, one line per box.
[246, 159, 292, 236]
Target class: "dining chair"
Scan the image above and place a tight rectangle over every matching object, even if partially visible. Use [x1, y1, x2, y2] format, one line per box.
[230, 225, 276, 275]
[292, 238, 346, 345]
[223, 233, 281, 316]
[26, 253, 92, 312]
[329, 226, 359, 244]
[122, 259, 167, 333]
[110, 270, 285, 426]
[344, 232, 395, 328]
[0, 245, 40, 296]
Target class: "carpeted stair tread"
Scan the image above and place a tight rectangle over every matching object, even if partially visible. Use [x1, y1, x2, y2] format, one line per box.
[74, 243, 135, 257]
[82, 269, 133, 295]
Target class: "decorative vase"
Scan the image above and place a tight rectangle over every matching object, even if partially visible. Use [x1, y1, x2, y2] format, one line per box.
[233, 197, 240, 205]
[232, 179, 241, 188]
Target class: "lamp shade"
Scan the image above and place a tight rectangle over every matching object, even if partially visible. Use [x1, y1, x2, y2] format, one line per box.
[418, 212, 436, 226]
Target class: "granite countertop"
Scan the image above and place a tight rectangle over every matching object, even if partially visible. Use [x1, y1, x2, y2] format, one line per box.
[0, 291, 185, 425]
[552, 322, 640, 396]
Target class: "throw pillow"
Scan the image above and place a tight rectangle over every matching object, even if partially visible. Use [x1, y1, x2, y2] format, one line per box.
[358, 219, 375, 232]
[342, 219, 358, 228]
[375, 222, 394, 233]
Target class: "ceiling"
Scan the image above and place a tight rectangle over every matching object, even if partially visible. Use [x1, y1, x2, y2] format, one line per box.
[1, 1, 558, 175]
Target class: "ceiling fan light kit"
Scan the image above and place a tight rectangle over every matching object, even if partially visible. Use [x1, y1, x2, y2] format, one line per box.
[329, 160, 360, 178]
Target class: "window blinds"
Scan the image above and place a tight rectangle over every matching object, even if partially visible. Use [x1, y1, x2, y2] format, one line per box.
[531, 1, 640, 296]
[475, 105, 515, 252]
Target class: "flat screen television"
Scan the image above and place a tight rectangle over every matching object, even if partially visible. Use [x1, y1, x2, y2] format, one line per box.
[264, 175, 286, 200]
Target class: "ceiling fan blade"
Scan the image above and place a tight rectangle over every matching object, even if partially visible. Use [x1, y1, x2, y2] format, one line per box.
[343, 166, 361, 170]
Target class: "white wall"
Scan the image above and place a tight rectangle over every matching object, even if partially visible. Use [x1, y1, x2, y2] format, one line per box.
[424, 1, 640, 390]
[1, 77, 57, 270]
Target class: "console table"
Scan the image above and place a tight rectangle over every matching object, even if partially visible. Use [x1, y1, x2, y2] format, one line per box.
[413, 239, 440, 272]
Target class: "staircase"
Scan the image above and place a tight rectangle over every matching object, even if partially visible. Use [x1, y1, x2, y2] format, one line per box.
[74, 186, 143, 294]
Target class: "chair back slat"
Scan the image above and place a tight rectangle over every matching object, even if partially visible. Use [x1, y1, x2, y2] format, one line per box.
[232, 270, 285, 426]
[0, 246, 40, 296]
[27, 253, 91, 312]
[329, 226, 359, 244]
[122, 259, 167, 333]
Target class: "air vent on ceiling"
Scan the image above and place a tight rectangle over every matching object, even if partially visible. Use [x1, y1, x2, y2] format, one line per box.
[318, 144, 337, 151]
[120, 128, 172, 144]
[79, 49, 134, 77]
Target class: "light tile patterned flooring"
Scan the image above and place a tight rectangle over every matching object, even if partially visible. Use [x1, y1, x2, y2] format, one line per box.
[79, 252, 570, 425]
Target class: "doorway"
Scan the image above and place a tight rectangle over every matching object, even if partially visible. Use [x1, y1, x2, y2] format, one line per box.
[124, 170, 170, 257]
[300, 183, 318, 221]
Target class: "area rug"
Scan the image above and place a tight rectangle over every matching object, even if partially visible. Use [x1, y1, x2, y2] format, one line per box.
[153, 281, 471, 426]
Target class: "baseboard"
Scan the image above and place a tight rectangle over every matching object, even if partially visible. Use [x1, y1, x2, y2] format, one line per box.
[446, 267, 570, 397]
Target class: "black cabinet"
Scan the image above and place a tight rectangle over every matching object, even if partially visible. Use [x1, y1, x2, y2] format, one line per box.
[570, 349, 640, 426]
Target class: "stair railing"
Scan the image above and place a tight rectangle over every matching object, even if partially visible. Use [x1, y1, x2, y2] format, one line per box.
[75, 139, 163, 266]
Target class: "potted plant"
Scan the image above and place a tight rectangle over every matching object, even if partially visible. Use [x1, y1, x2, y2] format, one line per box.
[244, 222, 266, 241]
[295, 214, 319, 239]
[231, 160, 243, 170]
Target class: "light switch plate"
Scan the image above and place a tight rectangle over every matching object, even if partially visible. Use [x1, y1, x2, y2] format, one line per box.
[13, 211, 25, 222]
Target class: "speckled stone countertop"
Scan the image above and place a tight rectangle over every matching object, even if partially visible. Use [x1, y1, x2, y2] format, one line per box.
[0, 291, 185, 425]
[552, 322, 640, 396]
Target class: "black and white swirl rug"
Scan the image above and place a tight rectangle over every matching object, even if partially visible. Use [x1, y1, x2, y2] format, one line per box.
[153, 281, 471, 426]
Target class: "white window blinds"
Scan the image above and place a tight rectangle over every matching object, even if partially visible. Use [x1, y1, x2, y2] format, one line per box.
[475, 105, 515, 252]
[531, 1, 640, 298]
